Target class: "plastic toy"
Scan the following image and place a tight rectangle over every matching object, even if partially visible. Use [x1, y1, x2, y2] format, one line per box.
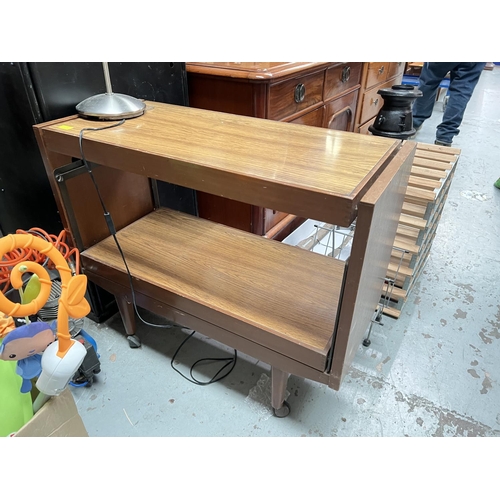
[0, 322, 56, 392]
[0, 313, 33, 436]
[0, 233, 91, 397]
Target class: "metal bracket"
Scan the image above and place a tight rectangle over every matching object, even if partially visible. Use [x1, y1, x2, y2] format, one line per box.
[54, 160, 91, 251]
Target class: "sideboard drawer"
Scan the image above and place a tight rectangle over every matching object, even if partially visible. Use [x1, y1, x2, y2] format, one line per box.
[388, 61, 405, 80]
[288, 106, 324, 127]
[323, 89, 359, 132]
[358, 116, 376, 135]
[365, 62, 391, 89]
[269, 71, 324, 120]
[324, 62, 362, 101]
[359, 85, 384, 125]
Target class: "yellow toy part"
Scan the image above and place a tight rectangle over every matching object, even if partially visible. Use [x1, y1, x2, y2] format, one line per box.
[0, 233, 90, 357]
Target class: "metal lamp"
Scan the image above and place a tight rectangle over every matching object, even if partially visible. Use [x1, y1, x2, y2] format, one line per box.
[76, 62, 146, 120]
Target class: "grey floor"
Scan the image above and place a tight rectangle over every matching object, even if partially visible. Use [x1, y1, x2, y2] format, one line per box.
[72, 67, 500, 437]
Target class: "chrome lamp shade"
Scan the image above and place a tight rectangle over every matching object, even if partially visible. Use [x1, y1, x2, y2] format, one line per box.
[76, 63, 146, 120]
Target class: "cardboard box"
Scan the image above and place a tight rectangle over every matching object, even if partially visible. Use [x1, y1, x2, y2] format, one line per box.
[14, 388, 88, 437]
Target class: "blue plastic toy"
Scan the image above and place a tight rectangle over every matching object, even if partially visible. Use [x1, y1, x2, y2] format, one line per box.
[0, 322, 56, 393]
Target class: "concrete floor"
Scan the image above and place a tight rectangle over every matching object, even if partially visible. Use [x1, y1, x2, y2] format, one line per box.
[72, 67, 500, 437]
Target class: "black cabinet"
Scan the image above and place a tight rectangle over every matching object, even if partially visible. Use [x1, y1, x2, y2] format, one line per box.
[0, 62, 196, 321]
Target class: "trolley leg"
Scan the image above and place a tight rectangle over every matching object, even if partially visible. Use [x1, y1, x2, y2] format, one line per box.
[271, 367, 291, 418]
[115, 294, 140, 348]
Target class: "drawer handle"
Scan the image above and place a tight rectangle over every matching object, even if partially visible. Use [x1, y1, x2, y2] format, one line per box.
[371, 97, 380, 106]
[327, 106, 353, 130]
[294, 83, 306, 103]
[341, 66, 351, 83]
[378, 65, 385, 75]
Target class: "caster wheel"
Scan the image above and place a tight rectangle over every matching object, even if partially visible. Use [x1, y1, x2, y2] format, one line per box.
[127, 335, 141, 348]
[93, 368, 101, 374]
[273, 400, 291, 418]
[362, 338, 371, 347]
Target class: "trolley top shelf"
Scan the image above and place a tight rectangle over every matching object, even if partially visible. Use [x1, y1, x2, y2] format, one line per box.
[37, 101, 400, 226]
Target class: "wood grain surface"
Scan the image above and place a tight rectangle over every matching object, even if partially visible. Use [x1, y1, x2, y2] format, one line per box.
[186, 62, 329, 80]
[39, 101, 399, 226]
[81, 207, 345, 369]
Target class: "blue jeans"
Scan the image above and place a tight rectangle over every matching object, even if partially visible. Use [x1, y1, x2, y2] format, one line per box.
[412, 62, 485, 144]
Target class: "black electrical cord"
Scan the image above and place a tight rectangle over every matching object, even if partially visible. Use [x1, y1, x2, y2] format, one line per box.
[78, 120, 172, 330]
[78, 120, 237, 385]
[170, 329, 237, 386]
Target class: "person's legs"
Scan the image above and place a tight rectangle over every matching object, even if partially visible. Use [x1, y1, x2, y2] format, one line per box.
[412, 63, 455, 129]
[435, 62, 486, 145]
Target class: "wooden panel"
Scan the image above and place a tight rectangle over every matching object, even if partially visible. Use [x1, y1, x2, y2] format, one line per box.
[329, 141, 415, 389]
[186, 62, 329, 80]
[65, 166, 153, 249]
[359, 85, 385, 126]
[323, 90, 359, 132]
[388, 62, 405, 79]
[324, 63, 362, 101]
[288, 106, 324, 127]
[196, 193, 252, 232]
[187, 74, 267, 118]
[358, 116, 375, 135]
[407, 175, 441, 190]
[38, 102, 400, 227]
[264, 214, 305, 241]
[81, 208, 345, 371]
[33, 120, 153, 250]
[264, 208, 289, 233]
[86, 273, 332, 386]
[382, 142, 460, 317]
[365, 62, 391, 89]
[410, 165, 447, 180]
[268, 71, 324, 121]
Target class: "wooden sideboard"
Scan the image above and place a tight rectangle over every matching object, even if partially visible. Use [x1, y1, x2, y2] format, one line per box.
[354, 62, 405, 134]
[186, 62, 362, 240]
[34, 102, 415, 415]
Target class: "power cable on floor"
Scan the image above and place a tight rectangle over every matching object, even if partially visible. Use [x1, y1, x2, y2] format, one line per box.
[170, 329, 237, 386]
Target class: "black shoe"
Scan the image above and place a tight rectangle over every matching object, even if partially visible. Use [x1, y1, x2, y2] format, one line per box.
[435, 139, 452, 147]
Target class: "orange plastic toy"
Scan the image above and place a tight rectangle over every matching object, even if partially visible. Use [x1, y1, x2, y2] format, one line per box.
[0, 233, 90, 357]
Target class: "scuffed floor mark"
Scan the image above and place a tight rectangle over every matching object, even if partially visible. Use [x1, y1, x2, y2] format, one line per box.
[485, 307, 500, 339]
[460, 190, 492, 202]
[440, 319, 447, 326]
[481, 373, 493, 395]
[357, 398, 366, 405]
[471, 360, 479, 366]
[416, 417, 424, 427]
[467, 369, 480, 379]
[454, 309, 467, 319]
[347, 367, 500, 437]
[123, 408, 134, 426]
[422, 333, 433, 339]
[393, 390, 499, 437]
[479, 331, 493, 345]
[469, 344, 481, 354]
[465, 294, 475, 304]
